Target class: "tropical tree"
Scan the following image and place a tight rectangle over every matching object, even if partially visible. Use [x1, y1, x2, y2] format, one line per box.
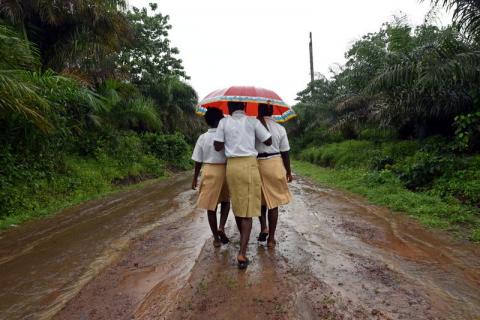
[0, 0, 132, 81]
[142, 77, 204, 140]
[99, 79, 162, 132]
[117, 3, 187, 83]
[330, 22, 480, 138]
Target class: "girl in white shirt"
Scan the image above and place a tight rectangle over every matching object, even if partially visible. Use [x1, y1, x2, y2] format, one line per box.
[214, 101, 272, 269]
[192, 108, 231, 247]
[256, 103, 293, 247]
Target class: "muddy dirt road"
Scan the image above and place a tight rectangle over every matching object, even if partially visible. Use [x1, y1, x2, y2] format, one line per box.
[1, 173, 479, 319]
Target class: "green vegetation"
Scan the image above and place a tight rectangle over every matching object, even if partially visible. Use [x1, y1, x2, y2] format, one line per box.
[295, 160, 480, 240]
[0, 2, 203, 228]
[289, 1, 480, 241]
[0, 152, 165, 229]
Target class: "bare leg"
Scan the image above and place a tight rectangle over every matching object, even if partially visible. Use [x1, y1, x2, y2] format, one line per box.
[219, 202, 230, 232]
[258, 205, 268, 234]
[218, 202, 230, 244]
[267, 207, 278, 247]
[207, 210, 221, 247]
[235, 216, 242, 234]
[238, 217, 252, 261]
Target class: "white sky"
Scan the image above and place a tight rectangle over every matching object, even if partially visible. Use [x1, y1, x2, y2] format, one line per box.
[129, 0, 451, 104]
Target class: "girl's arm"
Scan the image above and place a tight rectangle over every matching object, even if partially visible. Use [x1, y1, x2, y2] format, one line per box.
[192, 162, 202, 189]
[280, 151, 293, 182]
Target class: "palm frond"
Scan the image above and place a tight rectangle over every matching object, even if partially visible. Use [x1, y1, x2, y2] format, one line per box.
[113, 97, 161, 131]
[0, 70, 51, 130]
[0, 25, 39, 69]
[426, 0, 480, 36]
[365, 63, 416, 94]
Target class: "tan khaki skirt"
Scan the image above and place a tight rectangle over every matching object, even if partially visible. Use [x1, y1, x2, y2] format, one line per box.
[197, 164, 229, 211]
[258, 156, 292, 209]
[226, 157, 261, 218]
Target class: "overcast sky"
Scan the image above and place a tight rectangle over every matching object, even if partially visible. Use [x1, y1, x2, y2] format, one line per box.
[129, 0, 450, 104]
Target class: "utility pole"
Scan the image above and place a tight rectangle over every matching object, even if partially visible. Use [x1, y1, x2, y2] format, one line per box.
[309, 32, 314, 86]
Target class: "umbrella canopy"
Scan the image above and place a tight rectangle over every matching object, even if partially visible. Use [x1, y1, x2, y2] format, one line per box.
[197, 86, 296, 123]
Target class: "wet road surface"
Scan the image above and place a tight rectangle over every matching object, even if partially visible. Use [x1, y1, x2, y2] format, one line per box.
[0, 173, 479, 319]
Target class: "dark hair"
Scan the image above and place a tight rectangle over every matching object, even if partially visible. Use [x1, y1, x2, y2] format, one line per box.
[227, 101, 246, 114]
[258, 103, 273, 117]
[204, 107, 224, 128]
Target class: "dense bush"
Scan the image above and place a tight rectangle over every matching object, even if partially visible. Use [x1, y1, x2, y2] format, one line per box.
[431, 155, 480, 206]
[0, 129, 194, 226]
[105, 132, 145, 165]
[358, 128, 398, 141]
[299, 140, 376, 168]
[143, 132, 192, 170]
[299, 140, 419, 170]
[392, 152, 452, 190]
[0, 150, 166, 226]
[299, 138, 480, 210]
[290, 125, 344, 152]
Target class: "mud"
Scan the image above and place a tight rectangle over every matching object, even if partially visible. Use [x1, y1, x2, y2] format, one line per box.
[1, 173, 479, 319]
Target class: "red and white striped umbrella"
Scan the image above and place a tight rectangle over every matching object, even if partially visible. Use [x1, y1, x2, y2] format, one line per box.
[197, 86, 296, 123]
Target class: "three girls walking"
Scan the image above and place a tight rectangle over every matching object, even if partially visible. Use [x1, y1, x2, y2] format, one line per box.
[192, 101, 292, 269]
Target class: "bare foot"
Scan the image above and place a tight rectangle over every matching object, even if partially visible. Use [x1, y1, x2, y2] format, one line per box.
[267, 239, 276, 248]
[213, 238, 221, 248]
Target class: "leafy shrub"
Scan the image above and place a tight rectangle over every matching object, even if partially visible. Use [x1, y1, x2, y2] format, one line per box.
[139, 154, 166, 177]
[290, 125, 343, 152]
[454, 111, 480, 151]
[105, 132, 145, 165]
[392, 152, 453, 190]
[299, 140, 379, 169]
[471, 228, 480, 242]
[371, 155, 395, 171]
[431, 155, 480, 206]
[143, 132, 192, 169]
[381, 140, 418, 160]
[358, 128, 398, 141]
[419, 135, 454, 154]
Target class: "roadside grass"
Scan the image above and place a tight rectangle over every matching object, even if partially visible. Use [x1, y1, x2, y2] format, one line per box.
[0, 155, 168, 230]
[293, 160, 480, 241]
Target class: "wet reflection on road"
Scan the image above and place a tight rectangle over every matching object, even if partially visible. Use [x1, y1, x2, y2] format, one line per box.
[1, 174, 479, 319]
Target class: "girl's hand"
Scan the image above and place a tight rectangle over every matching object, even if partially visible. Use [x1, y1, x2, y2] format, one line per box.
[286, 172, 293, 183]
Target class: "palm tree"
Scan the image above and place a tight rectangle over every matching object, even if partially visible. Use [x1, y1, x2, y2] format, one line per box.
[99, 79, 162, 132]
[0, 0, 132, 81]
[426, 0, 480, 36]
[332, 24, 480, 138]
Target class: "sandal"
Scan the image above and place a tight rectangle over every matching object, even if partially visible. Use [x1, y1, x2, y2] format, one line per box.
[237, 258, 250, 270]
[257, 232, 268, 242]
[213, 238, 221, 248]
[218, 230, 230, 244]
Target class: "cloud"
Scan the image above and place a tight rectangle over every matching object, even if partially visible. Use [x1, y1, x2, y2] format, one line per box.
[129, 0, 450, 104]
